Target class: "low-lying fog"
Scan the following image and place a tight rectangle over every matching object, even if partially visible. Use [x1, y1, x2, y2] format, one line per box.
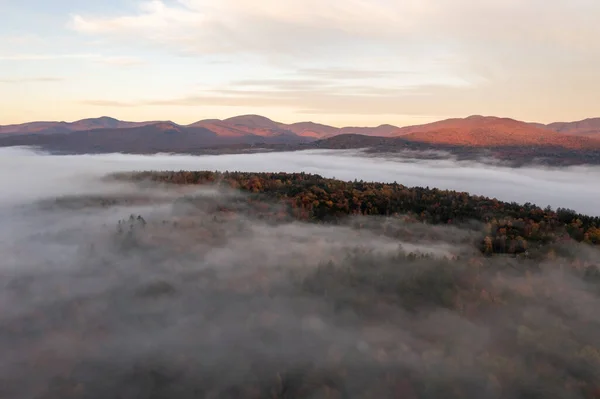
[1, 147, 599, 215]
[1, 146, 600, 398]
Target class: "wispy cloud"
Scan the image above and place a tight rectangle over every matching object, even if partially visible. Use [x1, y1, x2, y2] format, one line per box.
[68, 0, 600, 59]
[93, 56, 146, 67]
[0, 53, 99, 61]
[0, 34, 45, 46]
[67, 0, 426, 57]
[0, 53, 145, 68]
[66, 1, 600, 115]
[0, 77, 64, 84]
[78, 81, 471, 115]
[3, 0, 596, 124]
[79, 100, 135, 107]
[230, 79, 333, 91]
[231, 69, 420, 90]
[299, 68, 419, 80]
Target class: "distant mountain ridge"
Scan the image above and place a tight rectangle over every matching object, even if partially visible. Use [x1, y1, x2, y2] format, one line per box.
[390, 115, 600, 149]
[0, 114, 407, 139]
[2, 114, 600, 152]
[542, 118, 600, 137]
[187, 115, 399, 139]
[0, 116, 162, 135]
[0, 120, 315, 154]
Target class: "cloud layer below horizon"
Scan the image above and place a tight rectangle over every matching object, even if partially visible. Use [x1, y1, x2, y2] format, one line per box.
[1, 0, 599, 125]
[1, 147, 598, 216]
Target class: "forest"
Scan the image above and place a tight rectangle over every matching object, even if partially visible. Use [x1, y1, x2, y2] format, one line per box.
[116, 170, 600, 257]
[106, 170, 600, 398]
[4, 170, 600, 398]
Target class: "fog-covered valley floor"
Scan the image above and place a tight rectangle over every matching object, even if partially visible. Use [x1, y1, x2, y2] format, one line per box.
[2, 147, 600, 215]
[1, 147, 600, 398]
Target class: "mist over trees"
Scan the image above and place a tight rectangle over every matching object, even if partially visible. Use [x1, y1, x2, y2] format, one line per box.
[118, 171, 600, 256]
[1, 165, 600, 398]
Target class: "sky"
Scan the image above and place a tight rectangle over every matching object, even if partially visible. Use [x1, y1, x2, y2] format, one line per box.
[1, 0, 599, 127]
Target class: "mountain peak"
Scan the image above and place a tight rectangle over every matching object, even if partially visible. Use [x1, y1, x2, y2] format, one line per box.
[74, 116, 121, 124]
[225, 114, 273, 121]
[224, 114, 279, 129]
[151, 121, 179, 129]
[71, 116, 125, 130]
[83, 116, 119, 121]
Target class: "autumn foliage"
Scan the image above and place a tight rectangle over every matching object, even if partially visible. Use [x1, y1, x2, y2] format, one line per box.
[119, 170, 600, 256]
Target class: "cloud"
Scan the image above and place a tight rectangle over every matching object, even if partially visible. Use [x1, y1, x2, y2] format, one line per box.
[0, 53, 100, 61]
[93, 56, 146, 67]
[68, 0, 423, 56]
[0, 53, 145, 68]
[68, 0, 600, 59]
[64, 0, 600, 123]
[79, 100, 136, 107]
[230, 78, 331, 91]
[0, 77, 64, 84]
[230, 68, 420, 89]
[3, 147, 599, 215]
[0, 34, 45, 46]
[78, 81, 473, 115]
[298, 68, 420, 80]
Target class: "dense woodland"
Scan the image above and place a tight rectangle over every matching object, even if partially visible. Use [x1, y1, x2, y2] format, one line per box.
[108, 171, 600, 398]
[117, 171, 600, 257]
[6, 171, 600, 398]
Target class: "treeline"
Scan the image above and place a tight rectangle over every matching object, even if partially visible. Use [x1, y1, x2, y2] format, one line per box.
[117, 171, 600, 255]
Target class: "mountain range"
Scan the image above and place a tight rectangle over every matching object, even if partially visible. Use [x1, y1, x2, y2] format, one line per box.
[2, 114, 600, 154]
[0, 115, 402, 139]
[0, 116, 157, 135]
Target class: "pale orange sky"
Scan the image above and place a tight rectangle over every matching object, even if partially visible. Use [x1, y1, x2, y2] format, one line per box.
[1, 0, 599, 126]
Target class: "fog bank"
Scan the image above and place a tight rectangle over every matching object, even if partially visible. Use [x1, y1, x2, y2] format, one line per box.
[1, 146, 600, 398]
[1, 147, 599, 215]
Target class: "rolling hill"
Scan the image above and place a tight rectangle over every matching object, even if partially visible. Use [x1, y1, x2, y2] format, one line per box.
[188, 115, 399, 139]
[392, 115, 600, 149]
[190, 115, 300, 138]
[541, 118, 600, 137]
[0, 116, 160, 135]
[2, 114, 600, 156]
[0, 121, 313, 154]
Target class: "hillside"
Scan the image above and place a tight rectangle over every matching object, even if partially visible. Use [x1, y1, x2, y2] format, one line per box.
[118, 170, 600, 251]
[5, 114, 600, 147]
[189, 115, 399, 139]
[3, 114, 600, 160]
[0, 116, 159, 135]
[393, 115, 600, 149]
[284, 121, 400, 138]
[188, 119, 260, 137]
[0, 122, 312, 154]
[192, 115, 301, 138]
[1, 114, 400, 140]
[9, 169, 600, 398]
[543, 118, 600, 137]
[284, 121, 341, 138]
